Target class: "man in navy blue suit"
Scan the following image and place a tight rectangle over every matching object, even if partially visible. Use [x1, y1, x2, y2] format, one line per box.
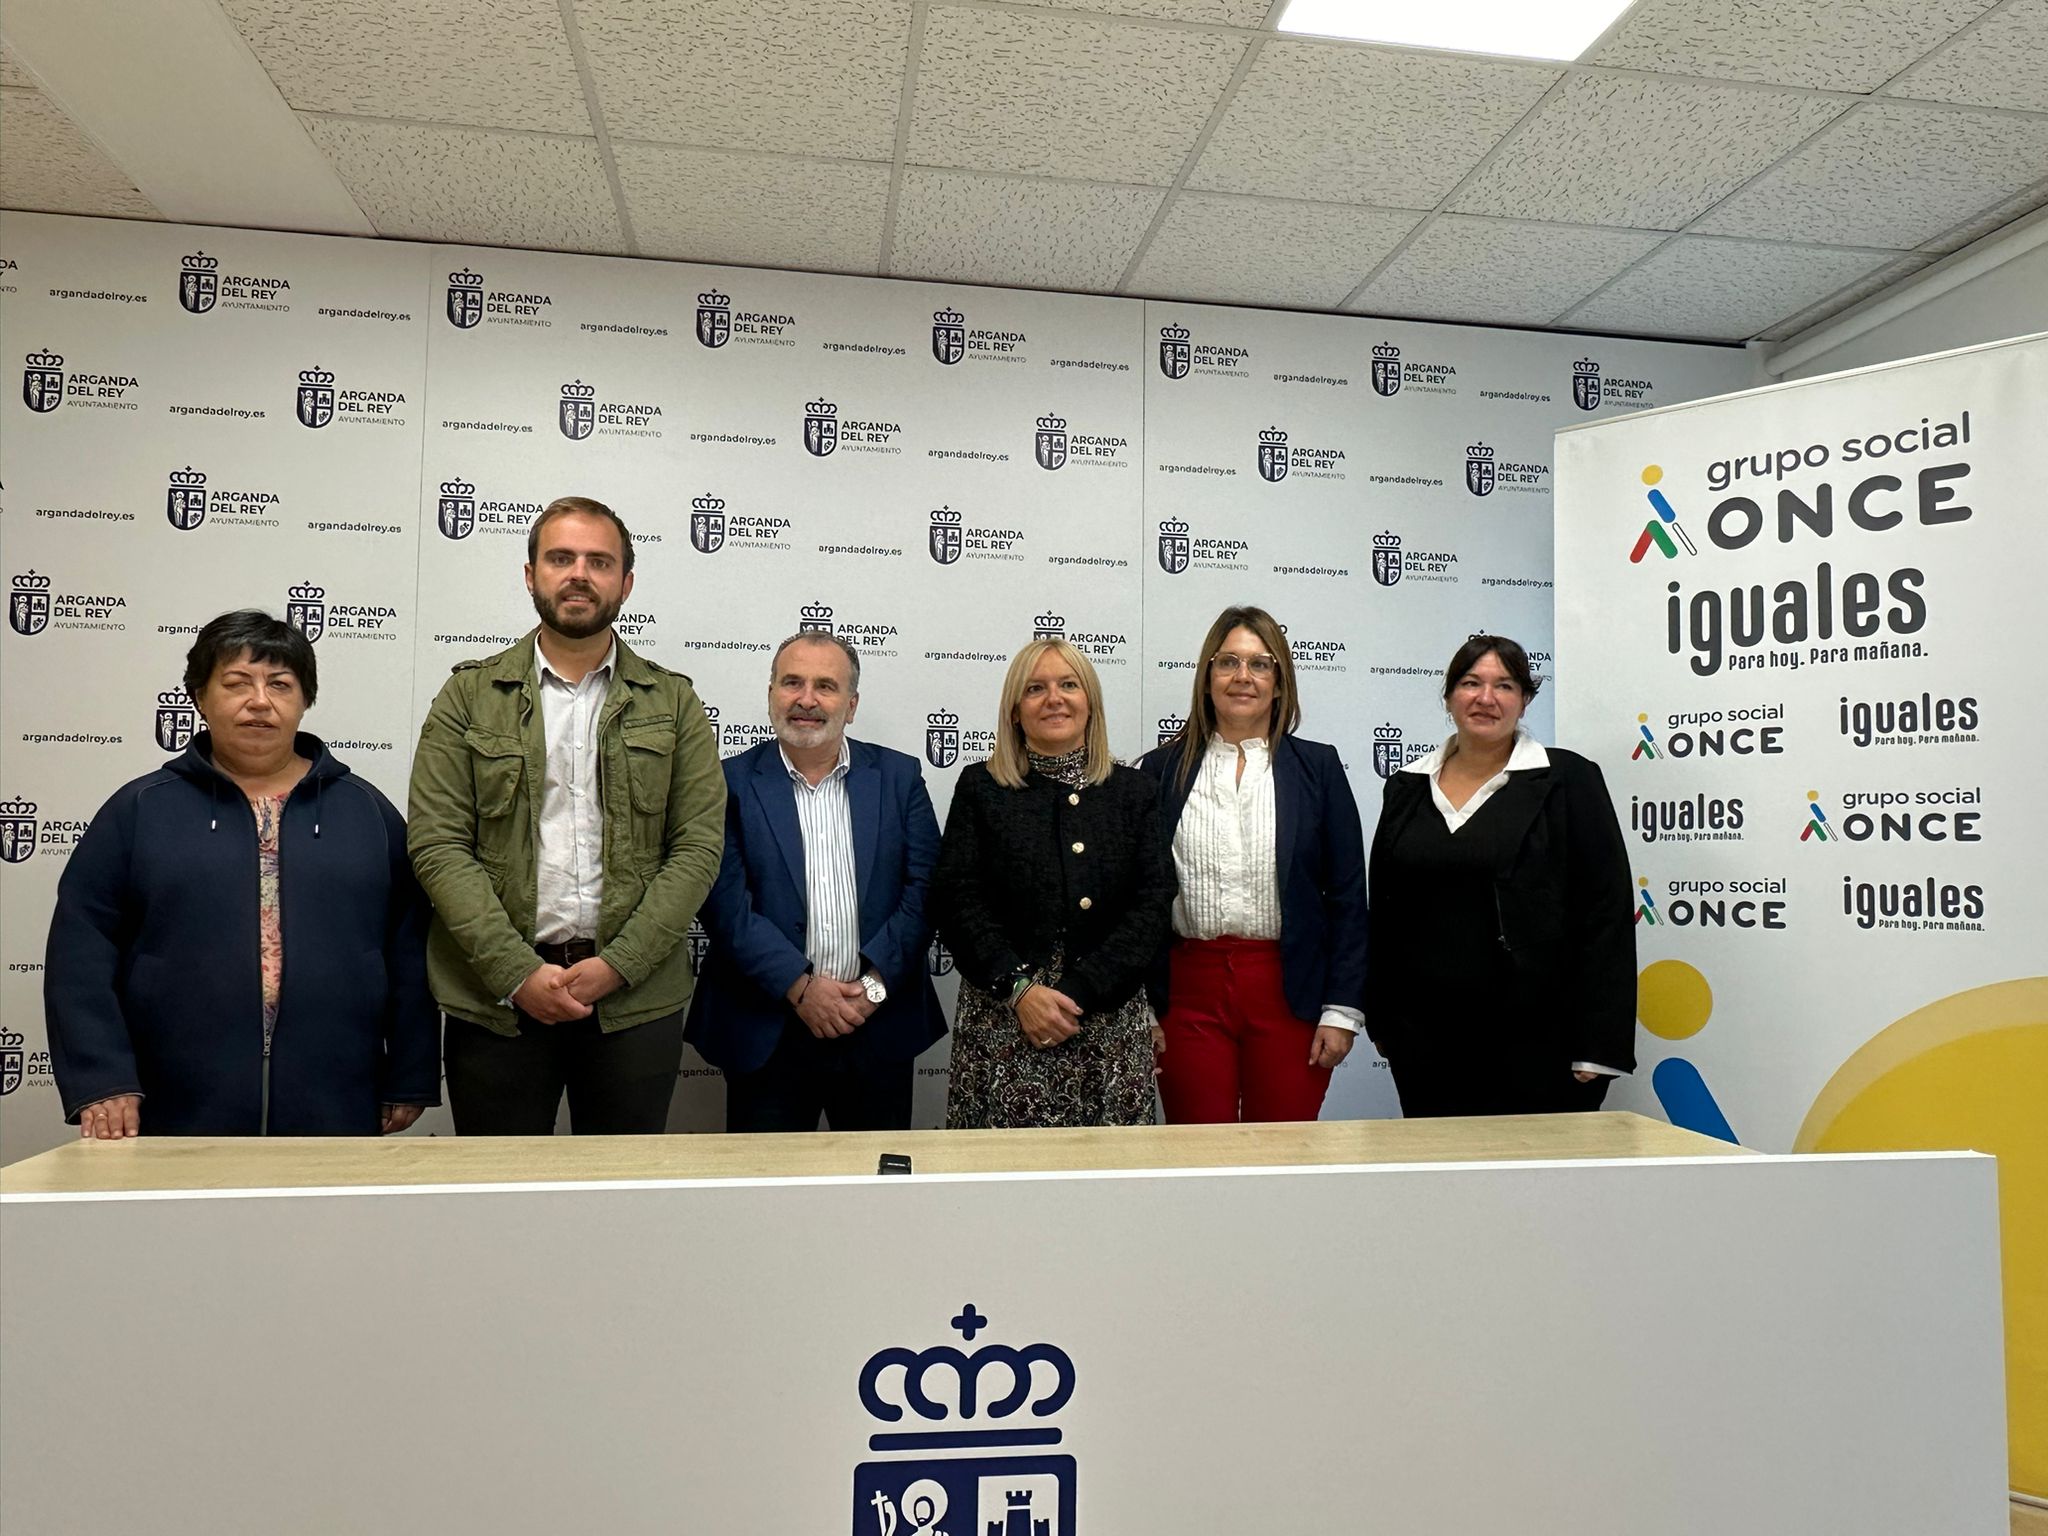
[685, 631, 945, 1131]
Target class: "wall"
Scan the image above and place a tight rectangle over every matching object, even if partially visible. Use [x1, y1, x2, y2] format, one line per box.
[0, 209, 1757, 1160]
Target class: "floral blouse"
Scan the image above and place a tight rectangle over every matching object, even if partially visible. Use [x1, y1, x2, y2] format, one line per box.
[251, 791, 288, 1051]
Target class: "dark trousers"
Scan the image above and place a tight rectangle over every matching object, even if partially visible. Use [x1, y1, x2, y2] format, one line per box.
[444, 1008, 685, 1135]
[1390, 1049, 1611, 1119]
[725, 1020, 916, 1133]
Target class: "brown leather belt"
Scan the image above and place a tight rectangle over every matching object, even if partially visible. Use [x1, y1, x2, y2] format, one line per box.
[535, 939, 598, 967]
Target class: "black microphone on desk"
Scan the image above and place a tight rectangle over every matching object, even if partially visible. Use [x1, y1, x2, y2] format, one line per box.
[877, 1153, 913, 1176]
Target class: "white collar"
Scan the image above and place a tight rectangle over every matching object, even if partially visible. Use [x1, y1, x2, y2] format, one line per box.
[1401, 726, 1548, 777]
[1206, 734, 1268, 756]
[780, 735, 852, 783]
[536, 638, 617, 687]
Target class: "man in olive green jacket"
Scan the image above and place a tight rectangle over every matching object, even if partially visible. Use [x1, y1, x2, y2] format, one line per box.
[408, 497, 724, 1134]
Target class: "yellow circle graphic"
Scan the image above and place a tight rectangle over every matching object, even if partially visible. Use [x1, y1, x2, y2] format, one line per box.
[1641, 464, 1663, 486]
[1637, 959, 1711, 1040]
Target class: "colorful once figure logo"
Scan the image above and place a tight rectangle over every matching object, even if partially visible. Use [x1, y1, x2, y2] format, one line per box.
[1627, 465, 1696, 562]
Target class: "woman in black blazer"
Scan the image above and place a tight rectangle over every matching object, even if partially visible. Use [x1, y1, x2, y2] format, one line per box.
[1367, 635, 1636, 1117]
[1138, 606, 1367, 1123]
[931, 638, 1174, 1129]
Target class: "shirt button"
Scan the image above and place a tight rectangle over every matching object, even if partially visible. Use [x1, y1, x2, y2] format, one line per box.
[1078, 897, 1092, 911]
[1071, 841, 1085, 854]
[1067, 792, 1080, 806]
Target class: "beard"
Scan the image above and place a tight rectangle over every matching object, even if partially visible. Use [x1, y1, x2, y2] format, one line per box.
[532, 582, 621, 640]
[774, 712, 841, 751]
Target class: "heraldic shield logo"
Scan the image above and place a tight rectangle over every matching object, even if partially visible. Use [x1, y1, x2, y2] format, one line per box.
[1257, 428, 1288, 483]
[285, 581, 325, 643]
[156, 689, 197, 752]
[852, 1304, 1078, 1536]
[800, 602, 835, 634]
[560, 381, 596, 441]
[0, 797, 38, 865]
[296, 367, 335, 429]
[1032, 613, 1064, 642]
[1158, 325, 1190, 380]
[438, 479, 476, 540]
[179, 252, 219, 314]
[1372, 723, 1406, 779]
[927, 936, 955, 977]
[10, 571, 52, 636]
[167, 468, 208, 531]
[1572, 358, 1602, 412]
[933, 309, 966, 366]
[447, 268, 484, 329]
[1034, 415, 1067, 472]
[691, 495, 727, 554]
[1465, 443, 1495, 497]
[929, 508, 963, 566]
[1372, 531, 1402, 587]
[1156, 714, 1185, 747]
[23, 350, 64, 413]
[697, 290, 731, 348]
[685, 917, 711, 977]
[0, 1027, 24, 1094]
[806, 399, 840, 457]
[925, 710, 960, 769]
[1156, 519, 1190, 575]
[1370, 343, 1401, 397]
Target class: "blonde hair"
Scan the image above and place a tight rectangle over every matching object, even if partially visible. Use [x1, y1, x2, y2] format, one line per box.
[987, 638, 1115, 789]
[1168, 605, 1300, 791]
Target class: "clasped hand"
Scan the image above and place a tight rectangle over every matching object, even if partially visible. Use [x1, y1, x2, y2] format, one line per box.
[512, 956, 624, 1023]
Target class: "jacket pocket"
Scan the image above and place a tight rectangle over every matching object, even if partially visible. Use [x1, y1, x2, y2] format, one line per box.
[465, 729, 524, 819]
[623, 723, 676, 813]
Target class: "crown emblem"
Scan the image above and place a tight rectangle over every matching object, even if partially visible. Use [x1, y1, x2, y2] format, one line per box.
[1373, 531, 1400, 548]
[933, 308, 964, 325]
[1574, 358, 1599, 374]
[930, 507, 962, 525]
[0, 1026, 23, 1047]
[560, 380, 596, 399]
[1372, 343, 1399, 358]
[1034, 613, 1064, 629]
[703, 704, 720, 724]
[858, 1306, 1074, 1425]
[1374, 722, 1402, 742]
[1158, 714, 1186, 733]
[1159, 518, 1189, 534]
[448, 268, 483, 289]
[0, 798, 38, 817]
[25, 350, 63, 368]
[692, 495, 726, 511]
[288, 581, 325, 601]
[182, 251, 220, 272]
[926, 709, 959, 727]
[1259, 427, 1288, 443]
[806, 399, 838, 416]
[11, 571, 52, 591]
[439, 478, 475, 496]
[298, 367, 335, 385]
[1035, 414, 1066, 431]
[158, 689, 191, 707]
[1467, 443, 1495, 459]
[698, 289, 731, 309]
[169, 467, 207, 487]
[800, 602, 834, 620]
[1159, 324, 1190, 341]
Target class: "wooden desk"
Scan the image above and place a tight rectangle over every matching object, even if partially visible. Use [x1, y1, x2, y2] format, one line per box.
[0, 1110, 1748, 1193]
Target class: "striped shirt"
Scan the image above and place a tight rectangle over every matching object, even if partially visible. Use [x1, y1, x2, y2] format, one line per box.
[782, 738, 861, 982]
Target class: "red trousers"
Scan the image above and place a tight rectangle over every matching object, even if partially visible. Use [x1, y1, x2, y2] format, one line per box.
[1158, 937, 1330, 1124]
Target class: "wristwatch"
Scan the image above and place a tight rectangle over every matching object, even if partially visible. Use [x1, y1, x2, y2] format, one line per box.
[860, 972, 887, 1005]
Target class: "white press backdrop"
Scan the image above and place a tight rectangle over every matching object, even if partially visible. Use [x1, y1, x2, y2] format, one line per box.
[0, 210, 1756, 1159]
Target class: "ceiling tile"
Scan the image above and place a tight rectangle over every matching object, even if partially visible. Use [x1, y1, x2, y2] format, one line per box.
[1588, 0, 1999, 92]
[1562, 237, 1893, 341]
[1, 48, 40, 88]
[1755, 253, 1937, 341]
[1917, 177, 2048, 253]
[1692, 102, 2048, 249]
[891, 170, 1164, 291]
[577, 0, 911, 161]
[218, 0, 588, 134]
[1037, 0, 1272, 20]
[301, 117, 623, 252]
[1126, 193, 1421, 309]
[1347, 216, 1668, 327]
[1448, 75, 1848, 231]
[908, 6, 1246, 185]
[1886, 0, 2048, 113]
[0, 92, 160, 219]
[1190, 40, 1557, 208]
[616, 143, 888, 274]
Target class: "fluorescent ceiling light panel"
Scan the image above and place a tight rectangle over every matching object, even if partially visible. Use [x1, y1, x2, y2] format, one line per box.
[1276, 0, 1635, 61]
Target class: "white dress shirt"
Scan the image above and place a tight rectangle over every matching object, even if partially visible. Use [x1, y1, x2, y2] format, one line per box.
[781, 738, 862, 982]
[1401, 728, 1623, 1076]
[1173, 735, 1362, 1036]
[533, 641, 613, 944]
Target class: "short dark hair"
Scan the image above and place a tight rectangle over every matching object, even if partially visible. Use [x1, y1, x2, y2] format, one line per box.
[771, 630, 861, 694]
[1443, 633, 1540, 703]
[527, 496, 635, 575]
[184, 610, 318, 707]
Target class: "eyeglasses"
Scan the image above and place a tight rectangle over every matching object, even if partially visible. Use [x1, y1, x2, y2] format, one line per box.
[1210, 653, 1277, 677]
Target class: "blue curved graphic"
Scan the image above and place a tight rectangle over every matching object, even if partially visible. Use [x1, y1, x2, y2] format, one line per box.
[1652, 1057, 1737, 1144]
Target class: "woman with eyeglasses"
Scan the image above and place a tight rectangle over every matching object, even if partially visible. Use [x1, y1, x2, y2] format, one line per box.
[1137, 606, 1367, 1123]
[1365, 635, 1634, 1116]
